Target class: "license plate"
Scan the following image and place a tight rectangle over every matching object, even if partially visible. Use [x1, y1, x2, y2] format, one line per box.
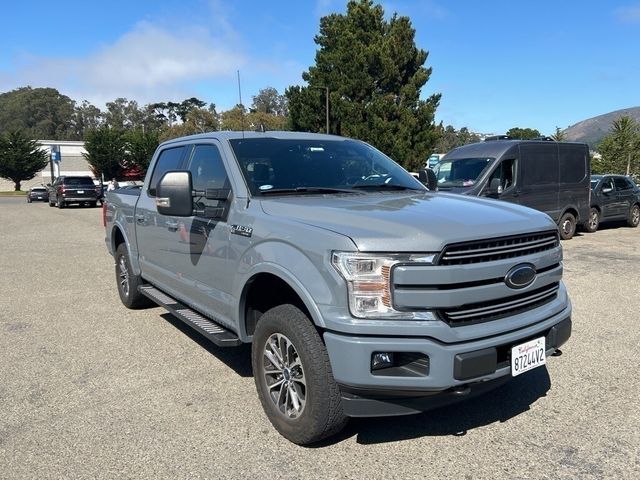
[77, 190, 84, 194]
[511, 337, 546, 377]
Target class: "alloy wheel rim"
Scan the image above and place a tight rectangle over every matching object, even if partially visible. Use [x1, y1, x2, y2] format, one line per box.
[118, 256, 130, 297]
[633, 207, 640, 225]
[589, 211, 598, 229]
[262, 333, 307, 419]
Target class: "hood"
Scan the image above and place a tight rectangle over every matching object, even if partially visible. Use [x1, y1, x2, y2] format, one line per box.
[259, 192, 557, 252]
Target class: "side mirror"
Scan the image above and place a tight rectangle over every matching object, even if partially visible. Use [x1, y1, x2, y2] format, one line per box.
[156, 171, 194, 216]
[418, 168, 438, 191]
[46, 183, 51, 187]
[602, 186, 613, 194]
[485, 178, 503, 198]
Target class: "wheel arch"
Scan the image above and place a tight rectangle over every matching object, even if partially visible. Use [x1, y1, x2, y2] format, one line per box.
[239, 268, 326, 342]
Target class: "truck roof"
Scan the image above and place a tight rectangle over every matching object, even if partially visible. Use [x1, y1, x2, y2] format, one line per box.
[159, 130, 349, 148]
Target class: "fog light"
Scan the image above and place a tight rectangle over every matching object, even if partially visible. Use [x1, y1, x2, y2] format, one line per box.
[371, 352, 394, 370]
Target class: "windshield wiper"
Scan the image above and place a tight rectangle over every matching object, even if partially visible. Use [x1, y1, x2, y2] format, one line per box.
[351, 184, 423, 191]
[259, 187, 359, 196]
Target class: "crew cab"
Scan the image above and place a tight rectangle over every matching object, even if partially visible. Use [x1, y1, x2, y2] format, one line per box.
[48, 175, 101, 208]
[585, 174, 640, 231]
[104, 132, 572, 444]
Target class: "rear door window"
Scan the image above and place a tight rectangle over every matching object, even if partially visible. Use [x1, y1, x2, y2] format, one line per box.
[559, 144, 588, 184]
[614, 177, 632, 191]
[148, 146, 186, 196]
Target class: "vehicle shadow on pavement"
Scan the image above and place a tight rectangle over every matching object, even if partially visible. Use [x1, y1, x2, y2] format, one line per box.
[160, 313, 253, 377]
[323, 367, 552, 446]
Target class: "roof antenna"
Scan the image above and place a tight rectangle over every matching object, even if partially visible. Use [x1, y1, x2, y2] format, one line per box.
[237, 70, 245, 139]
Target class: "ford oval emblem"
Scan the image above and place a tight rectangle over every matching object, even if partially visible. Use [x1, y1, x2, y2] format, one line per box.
[505, 264, 536, 289]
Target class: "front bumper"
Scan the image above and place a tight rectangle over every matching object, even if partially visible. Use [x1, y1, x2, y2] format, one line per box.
[324, 308, 571, 417]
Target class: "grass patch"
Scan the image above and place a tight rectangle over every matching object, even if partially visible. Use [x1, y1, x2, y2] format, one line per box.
[0, 191, 27, 196]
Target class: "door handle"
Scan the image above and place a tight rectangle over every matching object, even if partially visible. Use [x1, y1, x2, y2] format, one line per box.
[166, 221, 179, 231]
[135, 214, 147, 225]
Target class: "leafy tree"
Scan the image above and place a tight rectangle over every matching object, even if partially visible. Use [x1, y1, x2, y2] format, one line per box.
[0, 130, 49, 190]
[252, 87, 288, 116]
[0, 87, 76, 140]
[176, 97, 207, 121]
[73, 100, 104, 139]
[595, 116, 640, 176]
[550, 126, 567, 142]
[83, 128, 127, 179]
[286, 0, 441, 171]
[159, 108, 220, 141]
[220, 104, 249, 131]
[434, 124, 480, 153]
[124, 130, 160, 176]
[506, 127, 541, 139]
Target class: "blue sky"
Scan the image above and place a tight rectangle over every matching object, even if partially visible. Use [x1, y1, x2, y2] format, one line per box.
[2, 0, 639, 135]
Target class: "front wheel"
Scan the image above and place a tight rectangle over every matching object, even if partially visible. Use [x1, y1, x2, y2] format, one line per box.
[252, 304, 347, 445]
[558, 212, 576, 240]
[57, 198, 65, 209]
[115, 243, 153, 309]
[585, 207, 600, 233]
[628, 204, 640, 227]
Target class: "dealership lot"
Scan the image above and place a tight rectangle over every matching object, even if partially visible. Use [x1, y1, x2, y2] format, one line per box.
[1, 198, 638, 479]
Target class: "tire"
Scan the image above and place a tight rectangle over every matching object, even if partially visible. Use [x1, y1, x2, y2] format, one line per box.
[628, 204, 640, 228]
[57, 198, 65, 209]
[49, 199, 55, 207]
[115, 243, 153, 309]
[90, 201, 98, 208]
[252, 304, 348, 445]
[558, 212, 576, 240]
[585, 207, 600, 233]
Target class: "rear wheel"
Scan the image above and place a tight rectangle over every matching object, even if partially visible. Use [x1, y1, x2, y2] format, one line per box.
[558, 212, 576, 240]
[628, 204, 640, 228]
[115, 243, 153, 309]
[252, 304, 347, 445]
[585, 207, 600, 233]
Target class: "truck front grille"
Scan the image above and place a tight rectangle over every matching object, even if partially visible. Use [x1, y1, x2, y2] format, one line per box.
[438, 282, 560, 327]
[438, 231, 559, 265]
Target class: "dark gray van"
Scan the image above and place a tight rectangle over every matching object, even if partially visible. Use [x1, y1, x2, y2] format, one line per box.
[434, 140, 590, 239]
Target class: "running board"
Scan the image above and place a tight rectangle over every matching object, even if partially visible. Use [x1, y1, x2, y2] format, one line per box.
[139, 285, 241, 347]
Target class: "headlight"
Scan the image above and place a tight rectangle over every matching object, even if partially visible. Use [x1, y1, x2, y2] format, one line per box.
[332, 252, 437, 319]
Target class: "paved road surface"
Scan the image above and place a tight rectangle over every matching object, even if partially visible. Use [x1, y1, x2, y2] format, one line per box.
[1, 198, 638, 479]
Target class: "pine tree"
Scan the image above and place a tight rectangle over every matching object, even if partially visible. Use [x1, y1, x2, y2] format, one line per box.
[0, 130, 49, 191]
[286, 0, 440, 171]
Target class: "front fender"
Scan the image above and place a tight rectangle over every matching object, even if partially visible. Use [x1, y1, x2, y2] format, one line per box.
[234, 241, 345, 336]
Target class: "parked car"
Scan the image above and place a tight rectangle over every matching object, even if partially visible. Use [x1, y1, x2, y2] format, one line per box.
[47, 176, 102, 208]
[585, 174, 640, 232]
[433, 139, 591, 240]
[27, 186, 49, 203]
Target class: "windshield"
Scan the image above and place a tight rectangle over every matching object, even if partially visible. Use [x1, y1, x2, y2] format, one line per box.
[433, 157, 494, 188]
[590, 175, 602, 189]
[229, 138, 425, 195]
[64, 176, 95, 186]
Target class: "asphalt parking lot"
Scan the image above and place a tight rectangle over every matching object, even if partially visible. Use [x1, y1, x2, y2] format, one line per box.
[1, 197, 638, 479]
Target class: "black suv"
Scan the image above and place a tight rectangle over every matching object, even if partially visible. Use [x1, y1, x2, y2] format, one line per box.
[586, 174, 640, 232]
[47, 176, 101, 208]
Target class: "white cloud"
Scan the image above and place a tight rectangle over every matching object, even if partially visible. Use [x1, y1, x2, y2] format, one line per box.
[0, 21, 246, 106]
[614, 4, 640, 23]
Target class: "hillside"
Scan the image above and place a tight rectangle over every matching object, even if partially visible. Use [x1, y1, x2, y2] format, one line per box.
[563, 106, 640, 149]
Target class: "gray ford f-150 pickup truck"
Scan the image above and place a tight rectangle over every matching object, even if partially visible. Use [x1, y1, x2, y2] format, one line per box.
[104, 131, 571, 445]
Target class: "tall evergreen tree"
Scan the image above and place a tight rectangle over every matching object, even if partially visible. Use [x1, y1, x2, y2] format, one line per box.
[0, 130, 49, 190]
[286, 0, 440, 171]
[83, 128, 127, 179]
[596, 116, 640, 176]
